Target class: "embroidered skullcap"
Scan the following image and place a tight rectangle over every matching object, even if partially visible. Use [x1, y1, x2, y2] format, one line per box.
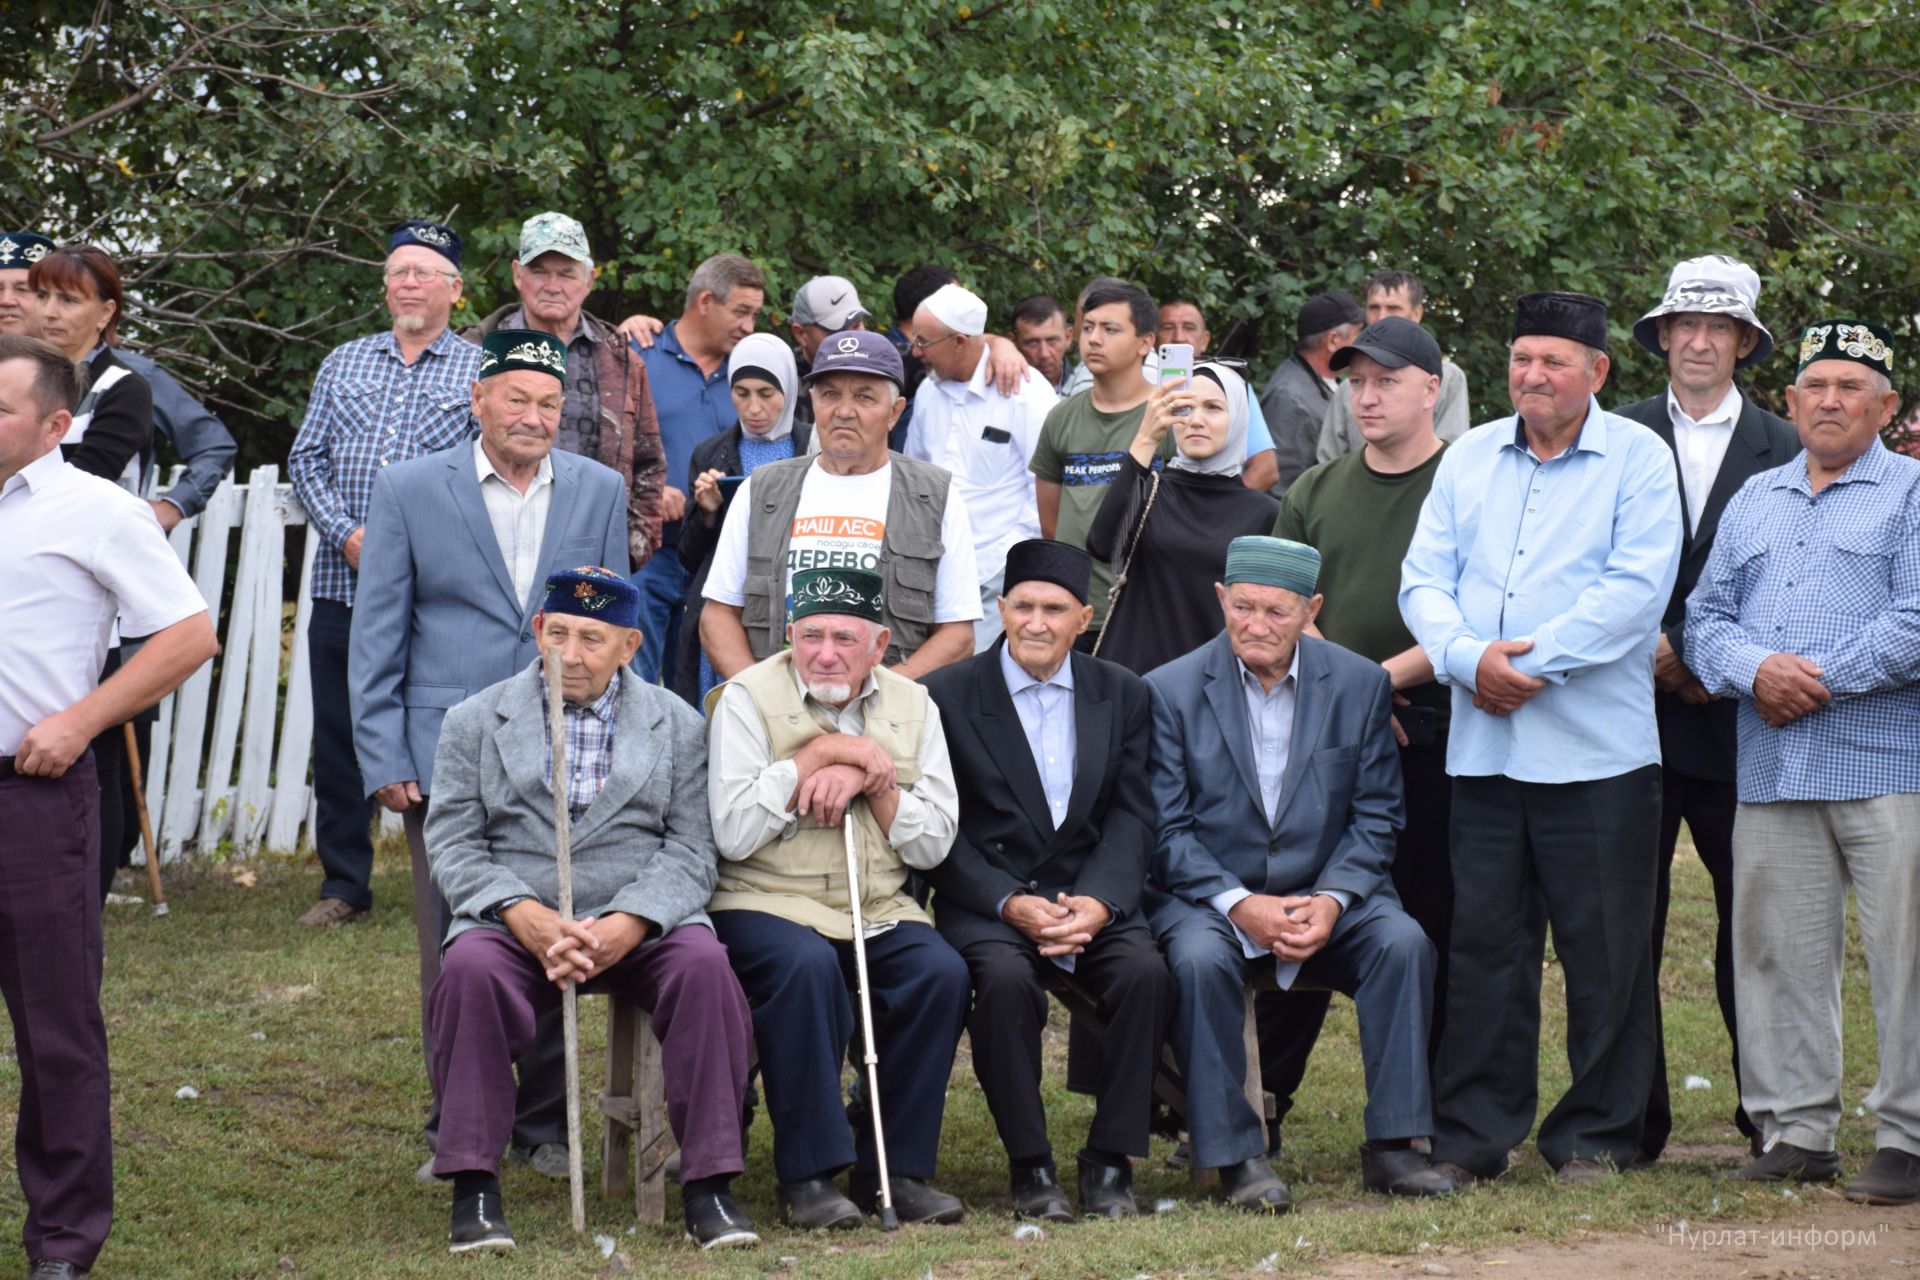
[790, 568, 884, 624]
[538, 567, 641, 630]
[1512, 291, 1609, 353]
[1795, 320, 1895, 379]
[919, 282, 988, 337]
[0, 232, 54, 270]
[479, 328, 567, 382]
[389, 220, 462, 267]
[1003, 539, 1092, 604]
[1224, 536, 1321, 597]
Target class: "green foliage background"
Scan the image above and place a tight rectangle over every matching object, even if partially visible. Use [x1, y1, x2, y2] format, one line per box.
[5, 0, 1917, 466]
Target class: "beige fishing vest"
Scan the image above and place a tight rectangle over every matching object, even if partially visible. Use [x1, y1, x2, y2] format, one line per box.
[706, 653, 931, 938]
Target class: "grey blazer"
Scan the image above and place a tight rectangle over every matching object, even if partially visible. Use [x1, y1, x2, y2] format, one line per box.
[425, 665, 717, 949]
[349, 445, 629, 797]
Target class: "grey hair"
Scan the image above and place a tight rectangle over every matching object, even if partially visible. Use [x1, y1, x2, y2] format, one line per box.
[685, 252, 766, 311]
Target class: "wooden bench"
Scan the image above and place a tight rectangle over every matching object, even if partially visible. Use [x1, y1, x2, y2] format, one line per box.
[597, 993, 674, 1223]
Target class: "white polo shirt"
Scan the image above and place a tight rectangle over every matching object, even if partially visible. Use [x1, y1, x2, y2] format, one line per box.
[0, 450, 208, 754]
[904, 346, 1054, 584]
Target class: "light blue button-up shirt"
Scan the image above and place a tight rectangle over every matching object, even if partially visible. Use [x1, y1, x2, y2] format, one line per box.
[1399, 399, 1683, 782]
[999, 642, 1076, 830]
[1685, 439, 1920, 803]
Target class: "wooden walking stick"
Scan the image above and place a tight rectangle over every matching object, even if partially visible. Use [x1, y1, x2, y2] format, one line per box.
[542, 646, 588, 1233]
[842, 811, 900, 1231]
[122, 722, 168, 917]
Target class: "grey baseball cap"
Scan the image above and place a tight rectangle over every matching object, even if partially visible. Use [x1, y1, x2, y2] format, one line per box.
[518, 212, 593, 266]
[802, 329, 904, 388]
[791, 276, 870, 330]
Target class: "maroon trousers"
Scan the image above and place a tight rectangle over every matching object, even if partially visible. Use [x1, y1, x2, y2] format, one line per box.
[427, 924, 753, 1182]
[0, 755, 113, 1270]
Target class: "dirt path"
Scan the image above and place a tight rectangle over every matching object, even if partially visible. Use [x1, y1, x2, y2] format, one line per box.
[1319, 1194, 1918, 1279]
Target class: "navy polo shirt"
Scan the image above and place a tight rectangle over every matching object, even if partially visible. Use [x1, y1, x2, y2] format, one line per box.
[635, 319, 738, 545]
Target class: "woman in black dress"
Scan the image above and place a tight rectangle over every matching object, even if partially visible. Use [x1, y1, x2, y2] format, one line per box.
[1086, 361, 1280, 676]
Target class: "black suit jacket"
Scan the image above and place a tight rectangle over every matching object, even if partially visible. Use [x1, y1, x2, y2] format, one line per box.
[921, 640, 1157, 952]
[1617, 389, 1799, 781]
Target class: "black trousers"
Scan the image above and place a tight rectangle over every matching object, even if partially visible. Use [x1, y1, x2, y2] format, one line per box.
[1255, 735, 1455, 1127]
[1431, 766, 1662, 1177]
[963, 926, 1173, 1165]
[1641, 766, 1752, 1157]
[308, 600, 375, 910]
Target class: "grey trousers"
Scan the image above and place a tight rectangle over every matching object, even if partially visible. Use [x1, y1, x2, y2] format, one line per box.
[1734, 794, 1920, 1157]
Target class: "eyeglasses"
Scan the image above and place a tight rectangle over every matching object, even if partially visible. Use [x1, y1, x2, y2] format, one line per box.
[909, 331, 963, 353]
[384, 265, 460, 283]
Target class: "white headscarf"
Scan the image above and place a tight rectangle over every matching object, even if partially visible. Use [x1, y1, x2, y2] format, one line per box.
[1167, 360, 1247, 477]
[727, 332, 798, 441]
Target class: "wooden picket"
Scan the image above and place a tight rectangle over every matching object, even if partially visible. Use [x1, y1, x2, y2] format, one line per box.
[143, 465, 318, 862]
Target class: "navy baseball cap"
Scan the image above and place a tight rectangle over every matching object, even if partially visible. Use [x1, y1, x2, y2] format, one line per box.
[802, 328, 905, 388]
[1330, 315, 1443, 377]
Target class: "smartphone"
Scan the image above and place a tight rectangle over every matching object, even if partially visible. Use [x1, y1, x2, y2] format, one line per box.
[1158, 343, 1194, 415]
[715, 475, 746, 506]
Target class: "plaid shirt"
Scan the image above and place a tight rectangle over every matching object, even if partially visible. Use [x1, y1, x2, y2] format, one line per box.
[288, 326, 483, 603]
[1686, 438, 1920, 803]
[544, 666, 621, 819]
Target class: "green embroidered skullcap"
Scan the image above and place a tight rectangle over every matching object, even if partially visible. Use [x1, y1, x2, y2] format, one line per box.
[1796, 320, 1894, 379]
[478, 327, 567, 382]
[1224, 535, 1321, 596]
[790, 568, 884, 624]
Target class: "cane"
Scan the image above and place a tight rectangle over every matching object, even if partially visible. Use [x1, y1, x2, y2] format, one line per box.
[842, 811, 900, 1231]
[122, 722, 168, 917]
[542, 646, 587, 1233]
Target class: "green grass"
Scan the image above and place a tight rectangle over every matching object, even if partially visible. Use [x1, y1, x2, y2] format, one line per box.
[0, 839, 1887, 1278]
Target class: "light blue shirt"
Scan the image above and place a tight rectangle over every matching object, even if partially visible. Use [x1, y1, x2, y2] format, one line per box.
[998, 643, 1077, 829]
[1686, 439, 1920, 803]
[1399, 399, 1683, 782]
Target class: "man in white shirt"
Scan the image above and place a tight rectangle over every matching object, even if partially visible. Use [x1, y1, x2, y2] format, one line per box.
[700, 329, 981, 680]
[1612, 255, 1799, 1168]
[905, 283, 1056, 650]
[0, 334, 216, 1278]
[348, 328, 629, 1179]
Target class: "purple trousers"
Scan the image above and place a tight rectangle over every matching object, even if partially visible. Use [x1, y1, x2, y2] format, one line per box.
[427, 924, 753, 1181]
[0, 755, 112, 1269]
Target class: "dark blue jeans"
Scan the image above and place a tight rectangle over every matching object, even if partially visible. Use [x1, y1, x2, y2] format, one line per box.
[632, 551, 689, 687]
[308, 599, 375, 909]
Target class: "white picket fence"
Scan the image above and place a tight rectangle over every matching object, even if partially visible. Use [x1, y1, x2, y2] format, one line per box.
[142, 465, 323, 862]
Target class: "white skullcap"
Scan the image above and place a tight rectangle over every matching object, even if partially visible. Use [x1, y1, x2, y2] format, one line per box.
[920, 282, 988, 336]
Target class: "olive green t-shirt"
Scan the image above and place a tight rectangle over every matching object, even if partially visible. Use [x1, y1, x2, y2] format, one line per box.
[1273, 445, 1450, 722]
[1029, 390, 1151, 629]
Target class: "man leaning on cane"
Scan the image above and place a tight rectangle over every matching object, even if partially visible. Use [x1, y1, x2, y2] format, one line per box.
[705, 568, 972, 1229]
[424, 567, 757, 1253]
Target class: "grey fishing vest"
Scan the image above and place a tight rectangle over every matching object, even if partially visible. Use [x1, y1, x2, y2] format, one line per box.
[741, 453, 951, 665]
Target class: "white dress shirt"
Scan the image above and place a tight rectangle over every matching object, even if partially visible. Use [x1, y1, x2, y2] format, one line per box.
[0, 451, 207, 754]
[1667, 383, 1742, 534]
[706, 664, 960, 880]
[473, 437, 554, 608]
[905, 347, 1054, 584]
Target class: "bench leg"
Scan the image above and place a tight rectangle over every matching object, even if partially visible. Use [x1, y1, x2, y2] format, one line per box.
[634, 1019, 672, 1224]
[600, 997, 637, 1203]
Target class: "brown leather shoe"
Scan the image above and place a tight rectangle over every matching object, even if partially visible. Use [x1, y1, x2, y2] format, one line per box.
[296, 897, 367, 927]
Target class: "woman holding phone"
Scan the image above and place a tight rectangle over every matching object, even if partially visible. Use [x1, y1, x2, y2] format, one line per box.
[1085, 360, 1280, 675]
[673, 331, 813, 705]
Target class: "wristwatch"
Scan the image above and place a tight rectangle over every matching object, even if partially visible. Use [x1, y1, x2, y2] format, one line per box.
[483, 894, 532, 923]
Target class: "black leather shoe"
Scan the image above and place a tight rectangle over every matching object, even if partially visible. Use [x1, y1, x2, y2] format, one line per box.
[1361, 1143, 1456, 1197]
[448, 1189, 515, 1254]
[1010, 1165, 1073, 1221]
[1734, 1140, 1841, 1184]
[28, 1262, 87, 1280]
[1215, 1156, 1292, 1213]
[1077, 1155, 1137, 1218]
[777, 1177, 864, 1230]
[1844, 1148, 1920, 1205]
[850, 1169, 966, 1224]
[684, 1190, 760, 1249]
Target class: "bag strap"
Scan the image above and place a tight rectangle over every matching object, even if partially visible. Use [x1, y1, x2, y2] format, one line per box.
[1091, 467, 1162, 657]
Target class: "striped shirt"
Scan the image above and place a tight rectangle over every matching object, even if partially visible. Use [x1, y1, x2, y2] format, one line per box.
[544, 667, 621, 820]
[1685, 439, 1920, 802]
[288, 326, 482, 603]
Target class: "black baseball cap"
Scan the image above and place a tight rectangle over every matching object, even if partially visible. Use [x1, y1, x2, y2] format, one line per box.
[1330, 316, 1443, 377]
